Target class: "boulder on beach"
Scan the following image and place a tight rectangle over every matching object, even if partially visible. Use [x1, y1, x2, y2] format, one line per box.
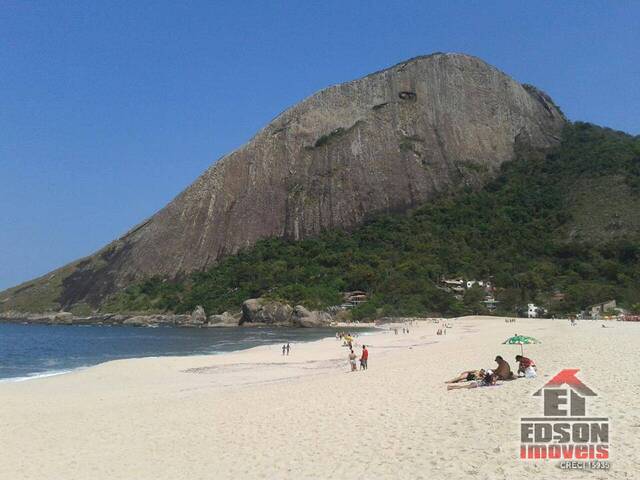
[190, 305, 207, 325]
[240, 299, 333, 327]
[241, 298, 293, 325]
[208, 311, 239, 327]
[292, 305, 332, 328]
[53, 312, 74, 323]
[123, 315, 156, 327]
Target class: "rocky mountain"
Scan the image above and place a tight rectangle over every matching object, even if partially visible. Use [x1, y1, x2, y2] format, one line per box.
[0, 53, 565, 313]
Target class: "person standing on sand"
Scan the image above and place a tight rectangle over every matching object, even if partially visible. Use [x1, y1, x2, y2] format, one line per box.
[360, 345, 368, 370]
[282, 344, 286, 356]
[286, 343, 290, 356]
[348, 348, 357, 372]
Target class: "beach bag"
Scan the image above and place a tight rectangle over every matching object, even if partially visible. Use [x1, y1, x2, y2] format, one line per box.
[524, 366, 537, 378]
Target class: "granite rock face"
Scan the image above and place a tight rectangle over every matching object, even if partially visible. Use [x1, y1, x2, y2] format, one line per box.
[0, 53, 565, 311]
[208, 311, 240, 327]
[291, 305, 333, 328]
[240, 298, 333, 327]
[241, 298, 294, 325]
[190, 305, 207, 325]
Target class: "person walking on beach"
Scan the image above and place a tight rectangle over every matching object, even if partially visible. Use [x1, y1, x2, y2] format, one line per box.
[360, 345, 368, 370]
[282, 344, 286, 356]
[348, 348, 357, 372]
[286, 343, 290, 356]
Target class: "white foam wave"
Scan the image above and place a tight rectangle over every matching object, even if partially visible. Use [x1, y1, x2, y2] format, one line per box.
[0, 368, 81, 383]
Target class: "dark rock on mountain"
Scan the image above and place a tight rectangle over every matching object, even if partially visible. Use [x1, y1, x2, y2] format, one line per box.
[0, 53, 565, 312]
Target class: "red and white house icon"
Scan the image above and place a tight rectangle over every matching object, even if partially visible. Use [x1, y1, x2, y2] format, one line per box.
[520, 369, 610, 467]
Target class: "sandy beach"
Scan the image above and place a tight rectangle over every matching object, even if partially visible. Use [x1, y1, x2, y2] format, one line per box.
[1, 316, 638, 479]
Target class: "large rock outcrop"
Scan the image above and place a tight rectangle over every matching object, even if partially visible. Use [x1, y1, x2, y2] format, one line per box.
[0, 53, 565, 311]
[241, 298, 294, 326]
[240, 298, 333, 327]
[291, 305, 333, 328]
[208, 311, 240, 327]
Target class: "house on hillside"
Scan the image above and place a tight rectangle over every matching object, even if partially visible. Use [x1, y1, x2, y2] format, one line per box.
[482, 296, 499, 312]
[588, 300, 617, 319]
[527, 303, 546, 318]
[440, 278, 465, 299]
[342, 291, 368, 308]
[441, 278, 466, 293]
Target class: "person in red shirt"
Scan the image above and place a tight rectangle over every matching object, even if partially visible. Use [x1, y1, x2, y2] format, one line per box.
[515, 355, 536, 375]
[360, 345, 369, 370]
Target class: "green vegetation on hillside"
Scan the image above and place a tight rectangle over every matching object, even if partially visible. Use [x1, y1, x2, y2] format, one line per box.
[104, 123, 640, 318]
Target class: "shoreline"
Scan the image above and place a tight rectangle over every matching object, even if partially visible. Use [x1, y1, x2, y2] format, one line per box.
[2, 316, 637, 479]
[0, 318, 380, 329]
[0, 323, 381, 384]
[0, 311, 381, 329]
[0, 367, 82, 384]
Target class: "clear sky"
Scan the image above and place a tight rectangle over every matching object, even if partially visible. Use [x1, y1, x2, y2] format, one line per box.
[1, 1, 638, 291]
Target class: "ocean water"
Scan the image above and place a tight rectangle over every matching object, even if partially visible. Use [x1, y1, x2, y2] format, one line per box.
[0, 323, 346, 381]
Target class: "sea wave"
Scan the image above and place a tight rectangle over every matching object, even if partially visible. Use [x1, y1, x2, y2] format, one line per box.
[0, 368, 82, 383]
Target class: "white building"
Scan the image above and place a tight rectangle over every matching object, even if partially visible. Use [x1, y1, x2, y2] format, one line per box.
[527, 303, 539, 318]
[482, 296, 499, 312]
[588, 299, 617, 319]
[441, 278, 465, 294]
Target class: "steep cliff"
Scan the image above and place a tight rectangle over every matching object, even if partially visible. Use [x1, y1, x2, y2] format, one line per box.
[0, 53, 565, 312]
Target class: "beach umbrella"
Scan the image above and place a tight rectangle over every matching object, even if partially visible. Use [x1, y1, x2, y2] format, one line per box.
[502, 334, 541, 355]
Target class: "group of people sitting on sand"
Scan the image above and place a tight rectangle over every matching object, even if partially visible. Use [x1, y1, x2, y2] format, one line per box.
[445, 354, 537, 390]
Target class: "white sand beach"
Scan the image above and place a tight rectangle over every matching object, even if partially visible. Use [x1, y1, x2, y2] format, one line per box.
[1, 316, 638, 479]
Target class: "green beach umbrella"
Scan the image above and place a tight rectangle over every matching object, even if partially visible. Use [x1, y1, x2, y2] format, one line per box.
[502, 334, 541, 355]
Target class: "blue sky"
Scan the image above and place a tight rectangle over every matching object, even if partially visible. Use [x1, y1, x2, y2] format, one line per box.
[1, 1, 638, 291]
